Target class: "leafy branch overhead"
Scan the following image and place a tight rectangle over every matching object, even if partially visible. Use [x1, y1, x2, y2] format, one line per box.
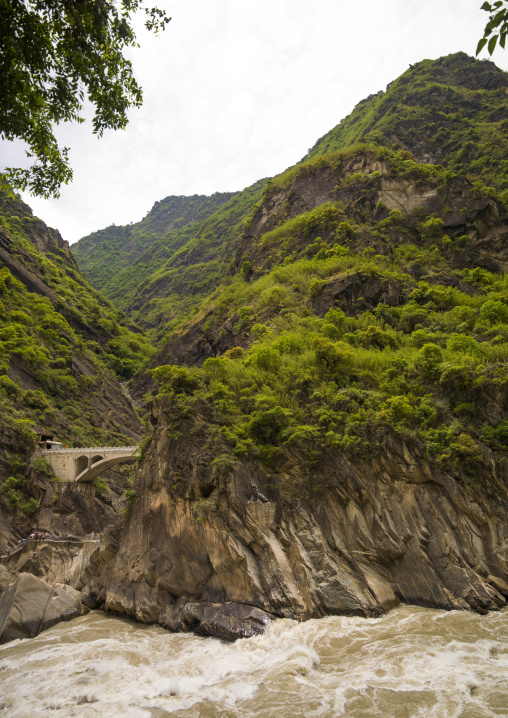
[0, 0, 170, 198]
[477, 1, 508, 55]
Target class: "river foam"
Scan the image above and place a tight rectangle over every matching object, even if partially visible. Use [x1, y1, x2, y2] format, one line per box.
[1, 605, 507, 717]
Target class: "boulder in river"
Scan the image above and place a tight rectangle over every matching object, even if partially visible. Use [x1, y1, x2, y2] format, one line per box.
[179, 601, 273, 641]
[0, 572, 89, 644]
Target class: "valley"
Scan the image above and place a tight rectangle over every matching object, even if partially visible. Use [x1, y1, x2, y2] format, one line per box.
[1, 52, 508, 643]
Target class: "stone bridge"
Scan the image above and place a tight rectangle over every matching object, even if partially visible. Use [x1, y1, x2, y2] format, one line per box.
[41, 446, 138, 483]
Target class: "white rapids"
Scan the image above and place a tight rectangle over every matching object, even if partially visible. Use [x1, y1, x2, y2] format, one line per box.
[1, 605, 508, 717]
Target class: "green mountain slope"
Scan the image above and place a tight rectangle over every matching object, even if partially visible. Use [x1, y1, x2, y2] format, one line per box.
[121, 181, 265, 340]
[304, 53, 508, 198]
[0, 185, 156, 489]
[117, 148, 508, 629]
[74, 186, 265, 342]
[73, 192, 235, 306]
[147, 144, 508, 488]
[74, 53, 508, 347]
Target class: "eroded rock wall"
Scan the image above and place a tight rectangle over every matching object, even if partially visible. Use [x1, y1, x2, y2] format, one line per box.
[77, 405, 508, 639]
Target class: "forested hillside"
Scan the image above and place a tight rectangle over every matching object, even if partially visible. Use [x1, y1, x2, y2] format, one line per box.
[0, 184, 154, 519]
[305, 53, 508, 199]
[73, 188, 265, 341]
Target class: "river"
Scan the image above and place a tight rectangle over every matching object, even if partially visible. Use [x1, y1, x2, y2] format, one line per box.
[1, 605, 507, 717]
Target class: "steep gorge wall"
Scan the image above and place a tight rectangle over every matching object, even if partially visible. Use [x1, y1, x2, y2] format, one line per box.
[75, 404, 508, 640]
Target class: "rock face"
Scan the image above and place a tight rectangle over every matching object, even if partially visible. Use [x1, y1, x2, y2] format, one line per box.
[36, 481, 119, 539]
[75, 404, 508, 639]
[8, 537, 101, 586]
[238, 151, 505, 277]
[0, 572, 88, 644]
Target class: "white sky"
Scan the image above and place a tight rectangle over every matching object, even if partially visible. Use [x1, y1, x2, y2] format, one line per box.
[2, 0, 508, 245]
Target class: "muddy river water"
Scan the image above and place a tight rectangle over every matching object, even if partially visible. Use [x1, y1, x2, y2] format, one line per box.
[1, 605, 507, 717]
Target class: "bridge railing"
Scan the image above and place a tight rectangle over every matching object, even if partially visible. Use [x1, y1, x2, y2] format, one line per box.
[41, 445, 138, 454]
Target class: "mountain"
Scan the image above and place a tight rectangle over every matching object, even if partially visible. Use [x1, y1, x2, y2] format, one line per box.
[72, 188, 263, 342]
[0, 185, 153, 542]
[3, 52, 508, 641]
[72, 192, 234, 306]
[73, 53, 508, 347]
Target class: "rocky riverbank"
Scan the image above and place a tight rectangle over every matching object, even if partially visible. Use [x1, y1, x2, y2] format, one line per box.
[2, 411, 508, 644]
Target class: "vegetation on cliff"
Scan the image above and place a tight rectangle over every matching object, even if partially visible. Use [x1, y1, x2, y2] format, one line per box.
[305, 54, 508, 201]
[0, 185, 152, 518]
[72, 192, 235, 311]
[150, 145, 508, 497]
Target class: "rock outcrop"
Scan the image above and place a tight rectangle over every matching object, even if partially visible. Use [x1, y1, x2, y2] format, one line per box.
[0, 572, 88, 643]
[237, 151, 506, 277]
[73, 403, 508, 639]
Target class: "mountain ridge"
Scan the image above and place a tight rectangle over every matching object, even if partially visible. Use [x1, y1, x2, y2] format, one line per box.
[73, 52, 508, 346]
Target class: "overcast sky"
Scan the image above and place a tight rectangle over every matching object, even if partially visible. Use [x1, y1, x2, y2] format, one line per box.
[2, 0, 508, 245]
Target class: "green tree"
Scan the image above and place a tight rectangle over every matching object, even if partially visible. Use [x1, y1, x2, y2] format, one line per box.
[0, 0, 170, 198]
[477, 1, 508, 55]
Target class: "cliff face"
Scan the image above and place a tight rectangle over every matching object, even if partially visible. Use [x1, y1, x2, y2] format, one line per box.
[239, 150, 505, 276]
[107, 144, 508, 639]
[75, 400, 508, 640]
[8, 144, 508, 641]
[304, 53, 508, 200]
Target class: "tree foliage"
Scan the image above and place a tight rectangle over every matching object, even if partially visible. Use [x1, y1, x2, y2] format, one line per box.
[0, 0, 170, 197]
[477, 1, 508, 55]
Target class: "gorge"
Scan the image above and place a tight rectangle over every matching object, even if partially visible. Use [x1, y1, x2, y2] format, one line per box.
[1, 53, 508, 653]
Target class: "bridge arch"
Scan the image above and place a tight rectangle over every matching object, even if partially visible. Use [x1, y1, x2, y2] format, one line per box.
[41, 445, 138, 483]
[75, 454, 137, 483]
[75, 455, 89, 478]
